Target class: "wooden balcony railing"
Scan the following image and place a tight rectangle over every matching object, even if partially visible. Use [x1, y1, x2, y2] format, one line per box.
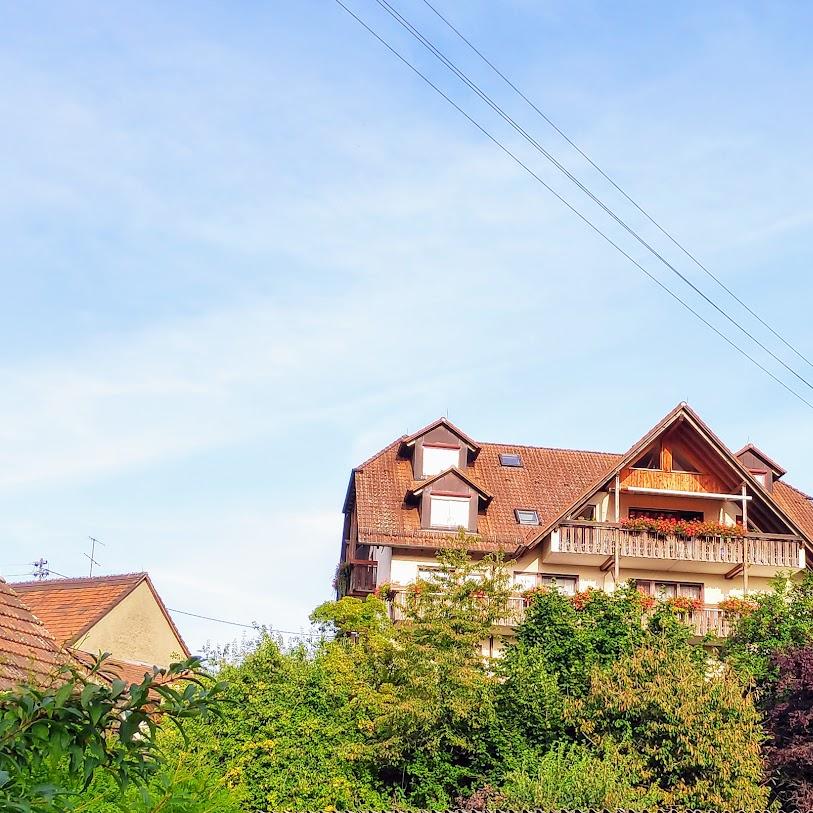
[386, 588, 732, 637]
[554, 521, 802, 569]
[348, 559, 377, 594]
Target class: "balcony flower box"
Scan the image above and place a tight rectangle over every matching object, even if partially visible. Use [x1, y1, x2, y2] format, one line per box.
[665, 595, 703, 614]
[718, 596, 759, 616]
[620, 516, 746, 538]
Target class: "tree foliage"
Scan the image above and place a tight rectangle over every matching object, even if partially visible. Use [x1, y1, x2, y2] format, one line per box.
[0, 655, 225, 813]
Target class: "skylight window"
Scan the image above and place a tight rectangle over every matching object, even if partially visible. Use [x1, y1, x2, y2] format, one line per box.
[499, 453, 522, 467]
[515, 509, 539, 525]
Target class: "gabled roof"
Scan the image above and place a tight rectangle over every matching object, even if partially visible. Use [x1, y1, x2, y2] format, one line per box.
[409, 467, 493, 501]
[353, 437, 619, 551]
[350, 403, 813, 557]
[12, 573, 190, 657]
[0, 578, 63, 689]
[523, 402, 811, 549]
[735, 443, 787, 477]
[402, 417, 481, 453]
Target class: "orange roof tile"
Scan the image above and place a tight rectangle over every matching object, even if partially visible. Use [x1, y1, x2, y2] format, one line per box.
[12, 573, 148, 647]
[354, 438, 620, 551]
[351, 406, 813, 556]
[0, 579, 63, 689]
[11, 574, 190, 659]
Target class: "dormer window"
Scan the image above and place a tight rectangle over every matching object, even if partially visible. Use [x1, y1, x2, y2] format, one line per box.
[750, 469, 769, 488]
[515, 509, 539, 525]
[499, 453, 522, 467]
[429, 494, 470, 529]
[422, 444, 461, 477]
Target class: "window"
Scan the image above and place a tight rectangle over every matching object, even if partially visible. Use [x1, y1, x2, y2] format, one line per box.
[513, 572, 578, 594]
[515, 509, 539, 525]
[632, 446, 660, 470]
[629, 507, 704, 522]
[635, 579, 702, 600]
[671, 447, 699, 473]
[429, 495, 470, 529]
[576, 504, 596, 521]
[750, 469, 769, 487]
[499, 453, 522, 467]
[422, 444, 460, 477]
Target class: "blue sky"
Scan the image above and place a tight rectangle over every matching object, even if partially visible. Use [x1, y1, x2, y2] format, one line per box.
[1, 1, 812, 652]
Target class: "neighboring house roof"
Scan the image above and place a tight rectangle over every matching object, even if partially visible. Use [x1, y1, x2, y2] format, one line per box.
[12, 573, 190, 657]
[0, 578, 63, 689]
[350, 404, 813, 556]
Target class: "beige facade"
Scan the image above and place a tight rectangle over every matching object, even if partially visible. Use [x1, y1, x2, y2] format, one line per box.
[74, 580, 186, 668]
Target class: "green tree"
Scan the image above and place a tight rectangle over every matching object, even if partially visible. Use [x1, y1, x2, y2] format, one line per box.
[0, 655, 224, 813]
[570, 646, 769, 811]
[723, 572, 813, 686]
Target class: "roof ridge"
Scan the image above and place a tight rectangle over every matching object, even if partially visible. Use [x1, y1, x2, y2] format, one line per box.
[485, 441, 621, 456]
[11, 572, 147, 589]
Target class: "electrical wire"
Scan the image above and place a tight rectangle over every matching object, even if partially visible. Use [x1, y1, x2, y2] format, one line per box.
[331, 0, 813, 410]
[421, 0, 813, 373]
[371, 0, 813, 395]
[167, 607, 326, 638]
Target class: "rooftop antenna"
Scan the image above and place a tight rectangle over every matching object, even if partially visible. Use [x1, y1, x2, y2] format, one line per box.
[85, 537, 105, 577]
[32, 558, 49, 580]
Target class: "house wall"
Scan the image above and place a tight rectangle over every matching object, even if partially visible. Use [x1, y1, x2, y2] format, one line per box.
[386, 547, 774, 606]
[74, 581, 185, 668]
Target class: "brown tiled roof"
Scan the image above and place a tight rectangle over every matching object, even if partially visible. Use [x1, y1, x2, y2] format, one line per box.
[774, 481, 813, 542]
[354, 438, 620, 551]
[11, 573, 190, 657]
[12, 573, 147, 646]
[352, 407, 813, 555]
[0, 579, 63, 689]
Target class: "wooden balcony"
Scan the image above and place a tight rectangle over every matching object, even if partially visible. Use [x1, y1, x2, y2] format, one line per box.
[348, 559, 377, 595]
[549, 521, 804, 576]
[387, 589, 731, 637]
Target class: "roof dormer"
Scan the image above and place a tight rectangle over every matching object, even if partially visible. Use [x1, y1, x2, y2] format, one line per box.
[401, 417, 480, 479]
[735, 443, 786, 493]
[409, 468, 492, 533]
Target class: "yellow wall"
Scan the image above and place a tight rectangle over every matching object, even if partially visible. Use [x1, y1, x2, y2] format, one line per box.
[387, 549, 773, 605]
[74, 581, 185, 668]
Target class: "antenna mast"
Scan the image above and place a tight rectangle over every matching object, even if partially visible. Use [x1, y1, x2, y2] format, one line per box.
[85, 536, 105, 577]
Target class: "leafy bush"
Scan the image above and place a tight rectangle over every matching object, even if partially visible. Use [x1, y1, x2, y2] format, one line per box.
[500, 742, 660, 810]
[763, 646, 813, 811]
[0, 655, 224, 813]
[570, 646, 769, 811]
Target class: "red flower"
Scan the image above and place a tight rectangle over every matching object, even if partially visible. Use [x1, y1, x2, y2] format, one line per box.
[620, 516, 745, 538]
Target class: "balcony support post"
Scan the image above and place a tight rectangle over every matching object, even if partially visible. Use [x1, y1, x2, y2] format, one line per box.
[742, 484, 749, 594]
[613, 475, 621, 582]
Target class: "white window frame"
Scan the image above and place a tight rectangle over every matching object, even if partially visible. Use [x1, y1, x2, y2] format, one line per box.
[422, 444, 460, 477]
[429, 495, 470, 530]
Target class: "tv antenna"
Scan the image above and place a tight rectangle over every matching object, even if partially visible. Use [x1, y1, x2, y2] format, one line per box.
[85, 537, 105, 577]
[32, 558, 49, 580]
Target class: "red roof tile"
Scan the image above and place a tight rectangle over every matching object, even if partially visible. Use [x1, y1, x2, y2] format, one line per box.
[354, 439, 620, 551]
[352, 406, 813, 555]
[11, 573, 190, 658]
[0, 579, 63, 690]
[12, 573, 148, 646]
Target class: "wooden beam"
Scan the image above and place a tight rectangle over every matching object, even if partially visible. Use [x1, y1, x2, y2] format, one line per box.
[600, 555, 615, 573]
[725, 563, 744, 580]
[622, 486, 753, 500]
[742, 484, 749, 594]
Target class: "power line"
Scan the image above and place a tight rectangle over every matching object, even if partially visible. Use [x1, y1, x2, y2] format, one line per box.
[421, 0, 813, 374]
[371, 0, 813, 395]
[167, 607, 325, 639]
[331, 0, 813, 411]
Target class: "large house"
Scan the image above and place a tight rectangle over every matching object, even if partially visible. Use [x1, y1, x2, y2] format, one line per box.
[13, 573, 189, 684]
[338, 403, 813, 646]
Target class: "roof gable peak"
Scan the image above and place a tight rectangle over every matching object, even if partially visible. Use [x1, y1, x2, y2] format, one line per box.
[402, 417, 480, 453]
